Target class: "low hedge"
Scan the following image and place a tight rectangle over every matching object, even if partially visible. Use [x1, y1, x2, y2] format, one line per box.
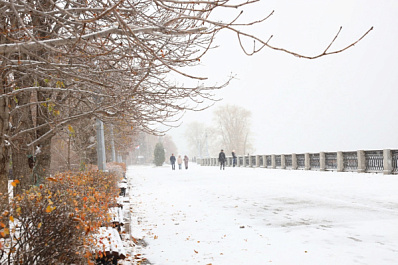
[0, 170, 121, 264]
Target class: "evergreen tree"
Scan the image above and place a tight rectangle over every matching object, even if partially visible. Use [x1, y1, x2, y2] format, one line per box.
[154, 143, 165, 166]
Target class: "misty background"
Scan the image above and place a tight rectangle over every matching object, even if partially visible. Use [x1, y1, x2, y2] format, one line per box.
[165, 0, 398, 157]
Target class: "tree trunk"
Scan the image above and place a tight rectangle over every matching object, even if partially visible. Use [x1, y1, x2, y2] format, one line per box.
[0, 12, 10, 211]
[34, 137, 52, 184]
[0, 93, 10, 206]
[11, 89, 35, 193]
[35, 85, 53, 183]
[12, 147, 33, 192]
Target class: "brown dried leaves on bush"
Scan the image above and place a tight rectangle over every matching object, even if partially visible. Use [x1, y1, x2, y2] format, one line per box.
[0, 171, 120, 264]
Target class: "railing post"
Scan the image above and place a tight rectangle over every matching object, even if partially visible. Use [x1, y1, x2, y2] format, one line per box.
[292, 154, 298, 170]
[383, 149, 392, 175]
[357, 150, 366, 173]
[281, 154, 286, 169]
[320, 152, 326, 171]
[249, 156, 252, 167]
[262, 155, 266, 168]
[256, 155, 260, 167]
[305, 153, 310, 170]
[237, 156, 241, 167]
[271, 155, 276, 169]
[337, 151, 344, 172]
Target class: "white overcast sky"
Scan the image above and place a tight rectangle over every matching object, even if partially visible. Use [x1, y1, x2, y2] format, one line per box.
[165, 0, 398, 156]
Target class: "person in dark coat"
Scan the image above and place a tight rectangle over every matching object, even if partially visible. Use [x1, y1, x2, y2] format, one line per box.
[183, 155, 189, 169]
[170, 154, 176, 170]
[218, 149, 226, 170]
[232, 150, 237, 167]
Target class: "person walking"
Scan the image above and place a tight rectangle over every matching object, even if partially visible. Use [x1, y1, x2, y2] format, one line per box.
[177, 155, 183, 170]
[232, 150, 237, 167]
[170, 154, 176, 170]
[183, 155, 189, 169]
[219, 149, 226, 170]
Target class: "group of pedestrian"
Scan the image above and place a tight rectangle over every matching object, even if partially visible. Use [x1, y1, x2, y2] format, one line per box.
[218, 149, 238, 170]
[170, 154, 189, 170]
[170, 149, 237, 171]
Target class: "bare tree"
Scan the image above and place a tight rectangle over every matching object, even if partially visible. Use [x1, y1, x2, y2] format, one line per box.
[213, 104, 253, 155]
[0, 0, 373, 193]
[162, 135, 178, 157]
[184, 121, 208, 158]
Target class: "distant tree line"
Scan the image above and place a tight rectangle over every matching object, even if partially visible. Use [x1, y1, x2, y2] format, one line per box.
[185, 104, 253, 157]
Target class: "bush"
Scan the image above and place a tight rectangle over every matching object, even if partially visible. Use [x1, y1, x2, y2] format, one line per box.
[153, 142, 165, 166]
[0, 171, 120, 264]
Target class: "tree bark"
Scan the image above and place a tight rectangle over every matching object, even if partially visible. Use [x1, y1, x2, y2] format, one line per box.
[34, 137, 52, 184]
[11, 88, 35, 193]
[0, 91, 10, 204]
[34, 89, 53, 183]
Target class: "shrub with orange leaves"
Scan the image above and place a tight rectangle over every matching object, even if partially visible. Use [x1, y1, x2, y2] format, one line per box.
[0, 171, 120, 264]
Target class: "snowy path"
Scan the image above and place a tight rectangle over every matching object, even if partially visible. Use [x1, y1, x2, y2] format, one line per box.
[129, 164, 398, 265]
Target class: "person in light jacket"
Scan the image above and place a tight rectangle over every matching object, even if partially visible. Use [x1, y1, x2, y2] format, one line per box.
[177, 155, 183, 170]
[183, 155, 189, 169]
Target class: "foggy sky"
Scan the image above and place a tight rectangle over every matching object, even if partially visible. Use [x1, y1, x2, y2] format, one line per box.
[166, 0, 398, 156]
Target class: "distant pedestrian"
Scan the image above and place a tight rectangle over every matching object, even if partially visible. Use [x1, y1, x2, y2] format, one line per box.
[232, 150, 237, 167]
[183, 155, 189, 169]
[219, 149, 226, 170]
[177, 155, 183, 170]
[170, 154, 176, 170]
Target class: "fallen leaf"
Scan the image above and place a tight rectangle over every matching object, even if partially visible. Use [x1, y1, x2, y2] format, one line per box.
[11, 180, 20, 187]
[46, 177, 58, 182]
[46, 205, 56, 213]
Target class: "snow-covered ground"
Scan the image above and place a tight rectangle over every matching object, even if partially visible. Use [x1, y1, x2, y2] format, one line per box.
[129, 163, 398, 265]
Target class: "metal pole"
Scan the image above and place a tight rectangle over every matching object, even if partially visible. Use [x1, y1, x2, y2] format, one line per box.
[96, 118, 107, 170]
[110, 125, 116, 162]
